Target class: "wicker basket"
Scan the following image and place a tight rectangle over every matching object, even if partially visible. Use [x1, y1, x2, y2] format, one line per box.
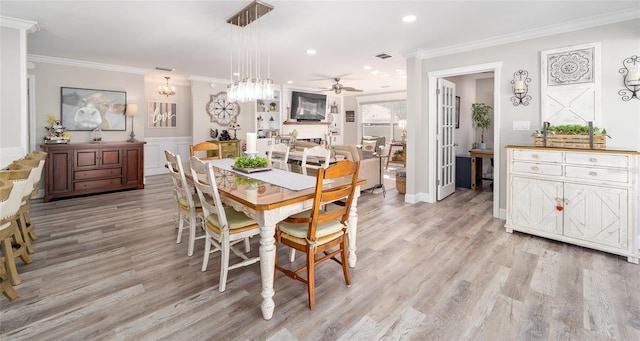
[396, 171, 406, 194]
[533, 134, 606, 149]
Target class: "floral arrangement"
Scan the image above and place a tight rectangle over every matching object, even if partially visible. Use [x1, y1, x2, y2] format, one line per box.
[44, 115, 70, 144]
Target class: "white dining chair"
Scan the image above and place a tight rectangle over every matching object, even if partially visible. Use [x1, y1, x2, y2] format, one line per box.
[189, 156, 261, 292]
[267, 143, 290, 171]
[301, 146, 331, 176]
[164, 150, 205, 257]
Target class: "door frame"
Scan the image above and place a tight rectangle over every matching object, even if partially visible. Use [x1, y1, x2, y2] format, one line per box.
[427, 62, 502, 218]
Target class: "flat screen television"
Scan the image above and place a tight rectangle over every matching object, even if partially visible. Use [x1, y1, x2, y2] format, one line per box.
[290, 91, 327, 121]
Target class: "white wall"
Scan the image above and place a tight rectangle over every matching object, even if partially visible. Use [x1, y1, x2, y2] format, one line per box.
[28, 62, 145, 144]
[0, 18, 36, 168]
[409, 18, 640, 211]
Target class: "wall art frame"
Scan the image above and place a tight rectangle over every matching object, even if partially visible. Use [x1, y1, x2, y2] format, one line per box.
[148, 101, 177, 128]
[540, 42, 601, 126]
[61, 87, 127, 131]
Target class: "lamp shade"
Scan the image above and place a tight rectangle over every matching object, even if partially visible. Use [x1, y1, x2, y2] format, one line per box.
[126, 103, 139, 117]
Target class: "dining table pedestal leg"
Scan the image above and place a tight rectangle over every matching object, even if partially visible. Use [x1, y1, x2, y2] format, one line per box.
[258, 222, 276, 320]
[347, 186, 361, 268]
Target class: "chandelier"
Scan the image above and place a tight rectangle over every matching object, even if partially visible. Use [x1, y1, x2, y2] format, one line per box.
[226, 0, 275, 103]
[158, 76, 176, 97]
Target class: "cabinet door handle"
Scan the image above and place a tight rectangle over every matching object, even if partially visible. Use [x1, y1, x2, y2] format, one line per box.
[531, 166, 539, 171]
[589, 171, 598, 176]
[590, 158, 598, 163]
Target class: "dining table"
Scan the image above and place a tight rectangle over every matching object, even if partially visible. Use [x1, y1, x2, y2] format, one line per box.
[193, 158, 366, 320]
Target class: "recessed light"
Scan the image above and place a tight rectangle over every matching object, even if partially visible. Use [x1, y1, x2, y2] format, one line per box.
[402, 15, 416, 23]
[233, 72, 240, 76]
[363, 65, 372, 70]
[306, 49, 316, 55]
[287, 80, 294, 84]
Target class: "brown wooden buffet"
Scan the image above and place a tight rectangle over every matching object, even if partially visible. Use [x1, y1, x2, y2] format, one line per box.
[40, 142, 145, 202]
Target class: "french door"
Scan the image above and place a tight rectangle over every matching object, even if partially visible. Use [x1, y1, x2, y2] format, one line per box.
[437, 78, 456, 200]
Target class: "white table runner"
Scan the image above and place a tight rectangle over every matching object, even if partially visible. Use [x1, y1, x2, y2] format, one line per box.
[206, 159, 319, 191]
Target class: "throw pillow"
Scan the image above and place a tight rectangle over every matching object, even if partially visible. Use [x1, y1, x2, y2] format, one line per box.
[362, 140, 377, 153]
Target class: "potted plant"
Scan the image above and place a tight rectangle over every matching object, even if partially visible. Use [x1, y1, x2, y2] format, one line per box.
[392, 149, 405, 161]
[471, 103, 492, 149]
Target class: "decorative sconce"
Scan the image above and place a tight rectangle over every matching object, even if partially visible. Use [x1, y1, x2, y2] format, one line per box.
[619, 55, 639, 101]
[510, 69, 531, 106]
[330, 101, 339, 114]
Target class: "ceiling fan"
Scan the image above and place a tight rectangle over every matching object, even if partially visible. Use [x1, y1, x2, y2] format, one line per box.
[323, 78, 363, 94]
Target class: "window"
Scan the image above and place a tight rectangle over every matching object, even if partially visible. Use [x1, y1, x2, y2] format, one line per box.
[360, 100, 406, 142]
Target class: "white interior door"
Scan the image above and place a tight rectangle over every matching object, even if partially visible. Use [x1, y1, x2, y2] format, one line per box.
[437, 78, 456, 200]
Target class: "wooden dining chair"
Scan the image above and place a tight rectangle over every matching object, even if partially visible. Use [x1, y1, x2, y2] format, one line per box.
[300, 146, 331, 176]
[190, 141, 223, 160]
[11, 158, 41, 254]
[189, 156, 261, 292]
[0, 178, 19, 300]
[0, 165, 33, 286]
[164, 150, 204, 257]
[275, 160, 360, 309]
[23, 151, 47, 243]
[267, 143, 290, 171]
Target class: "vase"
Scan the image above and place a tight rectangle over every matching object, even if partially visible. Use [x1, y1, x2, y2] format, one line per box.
[478, 142, 486, 150]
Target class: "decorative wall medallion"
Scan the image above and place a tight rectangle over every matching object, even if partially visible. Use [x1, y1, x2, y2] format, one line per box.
[207, 92, 240, 126]
[540, 42, 601, 126]
[547, 47, 594, 85]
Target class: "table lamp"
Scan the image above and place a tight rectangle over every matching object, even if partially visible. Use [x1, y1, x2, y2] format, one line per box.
[126, 103, 139, 142]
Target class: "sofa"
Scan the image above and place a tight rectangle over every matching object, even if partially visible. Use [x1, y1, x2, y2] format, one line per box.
[293, 140, 381, 191]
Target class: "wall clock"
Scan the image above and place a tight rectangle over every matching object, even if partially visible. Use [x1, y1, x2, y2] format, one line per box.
[206, 92, 240, 126]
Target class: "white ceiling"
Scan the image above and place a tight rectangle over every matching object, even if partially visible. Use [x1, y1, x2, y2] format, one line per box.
[2, 1, 639, 94]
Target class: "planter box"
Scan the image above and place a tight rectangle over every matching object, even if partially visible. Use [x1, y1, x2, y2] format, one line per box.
[533, 134, 606, 149]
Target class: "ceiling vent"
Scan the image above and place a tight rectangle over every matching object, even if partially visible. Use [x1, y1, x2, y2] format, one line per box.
[155, 66, 175, 72]
[375, 53, 392, 60]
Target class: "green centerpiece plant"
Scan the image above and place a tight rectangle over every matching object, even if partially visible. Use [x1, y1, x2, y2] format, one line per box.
[234, 156, 269, 169]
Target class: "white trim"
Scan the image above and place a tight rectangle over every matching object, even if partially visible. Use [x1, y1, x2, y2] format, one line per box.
[28, 75, 36, 152]
[403, 9, 639, 60]
[144, 136, 193, 176]
[427, 62, 502, 218]
[0, 16, 38, 31]
[28, 54, 149, 74]
[190, 75, 230, 84]
[355, 91, 407, 105]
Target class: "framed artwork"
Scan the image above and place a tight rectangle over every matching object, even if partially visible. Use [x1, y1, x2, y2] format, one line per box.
[345, 110, 355, 122]
[148, 102, 177, 128]
[540, 42, 601, 126]
[455, 96, 460, 129]
[61, 87, 126, 131]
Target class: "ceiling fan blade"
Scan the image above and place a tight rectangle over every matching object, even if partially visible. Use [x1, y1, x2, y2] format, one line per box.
[342, 87, 363, 92]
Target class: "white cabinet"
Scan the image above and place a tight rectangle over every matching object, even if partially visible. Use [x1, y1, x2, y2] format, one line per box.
[255, 89, 281, 136]
[506, 146, 639, 263]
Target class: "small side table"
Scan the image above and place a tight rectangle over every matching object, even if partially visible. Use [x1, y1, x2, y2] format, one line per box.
[370, 154, 387, 197]
[386, 142, 406, 169]
[469, 149, 493, 191]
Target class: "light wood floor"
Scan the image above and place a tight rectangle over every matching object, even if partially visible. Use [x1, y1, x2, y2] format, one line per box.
[2, 175, 640, 340]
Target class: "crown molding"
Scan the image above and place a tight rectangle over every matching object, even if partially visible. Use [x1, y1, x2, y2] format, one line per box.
[400, 48, 428, 59]
[0, 16, 39, 32]
[28, 54, 149, 74]
[189, 75, 230, 84]
[414, 9, 640, 60]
